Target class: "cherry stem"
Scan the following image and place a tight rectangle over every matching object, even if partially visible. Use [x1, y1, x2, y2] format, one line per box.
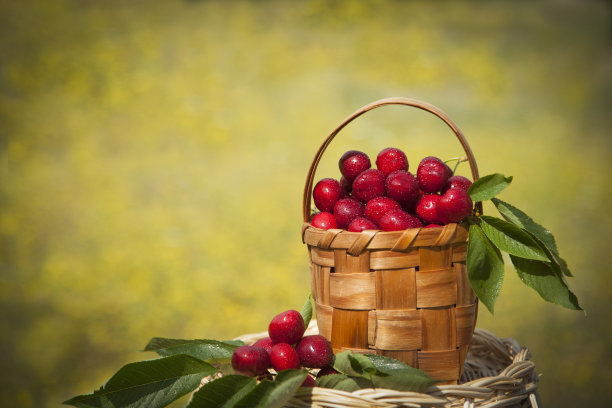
[444, 157, 468, 175]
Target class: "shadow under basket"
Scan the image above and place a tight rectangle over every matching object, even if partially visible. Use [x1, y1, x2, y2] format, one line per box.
[301, 98, 482, 383]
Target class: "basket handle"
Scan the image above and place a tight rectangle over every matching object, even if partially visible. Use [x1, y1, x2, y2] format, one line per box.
[302, 97, 481, 222]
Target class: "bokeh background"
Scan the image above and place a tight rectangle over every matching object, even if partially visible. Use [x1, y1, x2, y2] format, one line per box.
[1, 0, 611, 406]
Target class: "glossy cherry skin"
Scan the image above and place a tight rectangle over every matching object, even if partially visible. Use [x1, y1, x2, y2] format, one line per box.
[379, 208, 423, 231]
[302, 375, 317, 387]
[253, 337, 275, 356]
[269, 343, 301, 371]
[347, 217, 378, 232]
[311, 212, 337, 230]
[316, 366, 340, 378]
[333, 198, 364, 229]
[364, 196, 401, 224]
[417, 156, 451, 193]
[443, 175, 472, 193]
[339, 176, 352, 196]
[376, 147, 408, 176]
[339, 150, 371, 182]
[268, 310, 305, 345]
[385, 170, 421, 209]
[296, 335, 334, 368]
[352, 169, 386, 203]
[416, 194, 442, 225]
[231, 345, 270, 376]
[437, 188, 473, 223]
[313, 178, 344, 212]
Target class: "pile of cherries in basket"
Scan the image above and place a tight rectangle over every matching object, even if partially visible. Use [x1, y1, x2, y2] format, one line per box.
[311, 148, 473, 231]
[231, 310, 337, 386]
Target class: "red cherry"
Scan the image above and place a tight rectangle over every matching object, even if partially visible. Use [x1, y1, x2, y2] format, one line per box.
[424, 224, 442, 229]
[253, 337, 275, 356]
[316, 366, 340, 378]
[416, 194, 442, 225]
[269, 343, 301, 371]
[311, 212, 337, 230]
[333, 198, 364, 229]
[385, 170, 420, 209]
[302, 374, 317, 387]
[437, 188, 473, 223]
[352, 169, 386, 203]
[417, 156, 450, 193]
[364, 196, 401, 224]
[231, 345, 270, 376]
[376, 147, 408, 176]
[296, 335, 334, 368]
[339, 176, 352, 196]
[347, 217, 378, 232]
[339, 150, 371, 182]
[268, 310, 305, 345]
[313, 178, 344, 212]
[379, 209, 423, 231]
[443, 175, 472, 193]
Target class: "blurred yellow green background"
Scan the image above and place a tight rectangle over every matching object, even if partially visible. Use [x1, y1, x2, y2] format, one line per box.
[1, 0, 611, 406]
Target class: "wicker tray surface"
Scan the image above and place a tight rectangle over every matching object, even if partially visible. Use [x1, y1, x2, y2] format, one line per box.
[228, 320, 540, 408]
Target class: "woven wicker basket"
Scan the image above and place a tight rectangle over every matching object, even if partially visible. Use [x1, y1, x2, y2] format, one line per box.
[301, 98, 483, 383]
[230, 320, 541, 408]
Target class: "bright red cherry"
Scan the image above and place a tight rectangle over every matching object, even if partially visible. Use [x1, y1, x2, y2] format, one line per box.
[443, 175, 472, 193]
[376, 147, 408, 176]
[379, 208, 423, 231]
[231, 345, 270, 377]
[416, 194, 442, 225]
[313, 178, 344, 212]
[301, 374, 317, 387]
[347, 217, 378, 232]
[268, 310, 305, 345]
[339, 150, 371, 182]
[385, 170, 420, 209]
[269, 343, 300, 371]
[339, 176, 352, 196]
[364, 196, 401, 224]
[311, 212, 337, 230]
[352, 169, 386, 203]
[417, 156, 451, 193]
[424, 224, 442, 229]
[296, 335, 334, 368]
[253, 337, 275, 356]
[437, 188, 473, 223]
[333, 198, 364, 229]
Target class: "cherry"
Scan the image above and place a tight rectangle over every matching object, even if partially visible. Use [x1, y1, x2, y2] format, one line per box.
[364, 196, 401, 224]
[231, 345, 270, 377]
[269, 343, 300, 371]
[379, 208, 423, 231]
[376, 147, 408, 176]
[311, 212, 337, 230]
[417, 156, 451, 193]
[301, 374, 316, 387]
[339, 150, 371, 182]
[416, 194, 442, 225]
[333, 198, 364, 229]
[424, 224, 442, 229]
[352, 169, 386, 203]
[296, 335, 334, 368]
[437, 188, 473, 223]
[316, 366, 340, 378]
[443, 175, 472, 193]
[339, 176, 352, 196]
[268, 310, 305, 345]
[253, 337, 275, 356]
[347, 217, 378, 232]
[385, 170, 420, 209]
[313, 178, 344, 212]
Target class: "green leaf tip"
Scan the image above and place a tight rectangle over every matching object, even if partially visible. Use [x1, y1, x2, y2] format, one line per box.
[468, 173, 513, 202]
[300, 294, 314, 329]
[466, 224, 504, 314]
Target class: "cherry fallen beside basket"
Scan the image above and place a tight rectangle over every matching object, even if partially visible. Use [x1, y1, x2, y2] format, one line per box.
[301, 97, 481, 383]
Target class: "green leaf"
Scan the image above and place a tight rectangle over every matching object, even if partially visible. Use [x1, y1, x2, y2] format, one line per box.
[233, 369, 308, 408]
[479, 215, 549, 261]
[316, 374, 372, 392]
[510, 256, 582, 311]
[187, 375, 256, 408]
[466, 224, 505, 314]
[143, 338, 240, 362]
[332, 351, 362, 377]
[468, 173, 513, 202]
[347, 353, 380, 379]
[300, 294, 313, 329]
[63, 354, 217, 408]
[365, 354, 430, 378]
[492, 198, 572, 276]
[370, 369, 436, 392]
